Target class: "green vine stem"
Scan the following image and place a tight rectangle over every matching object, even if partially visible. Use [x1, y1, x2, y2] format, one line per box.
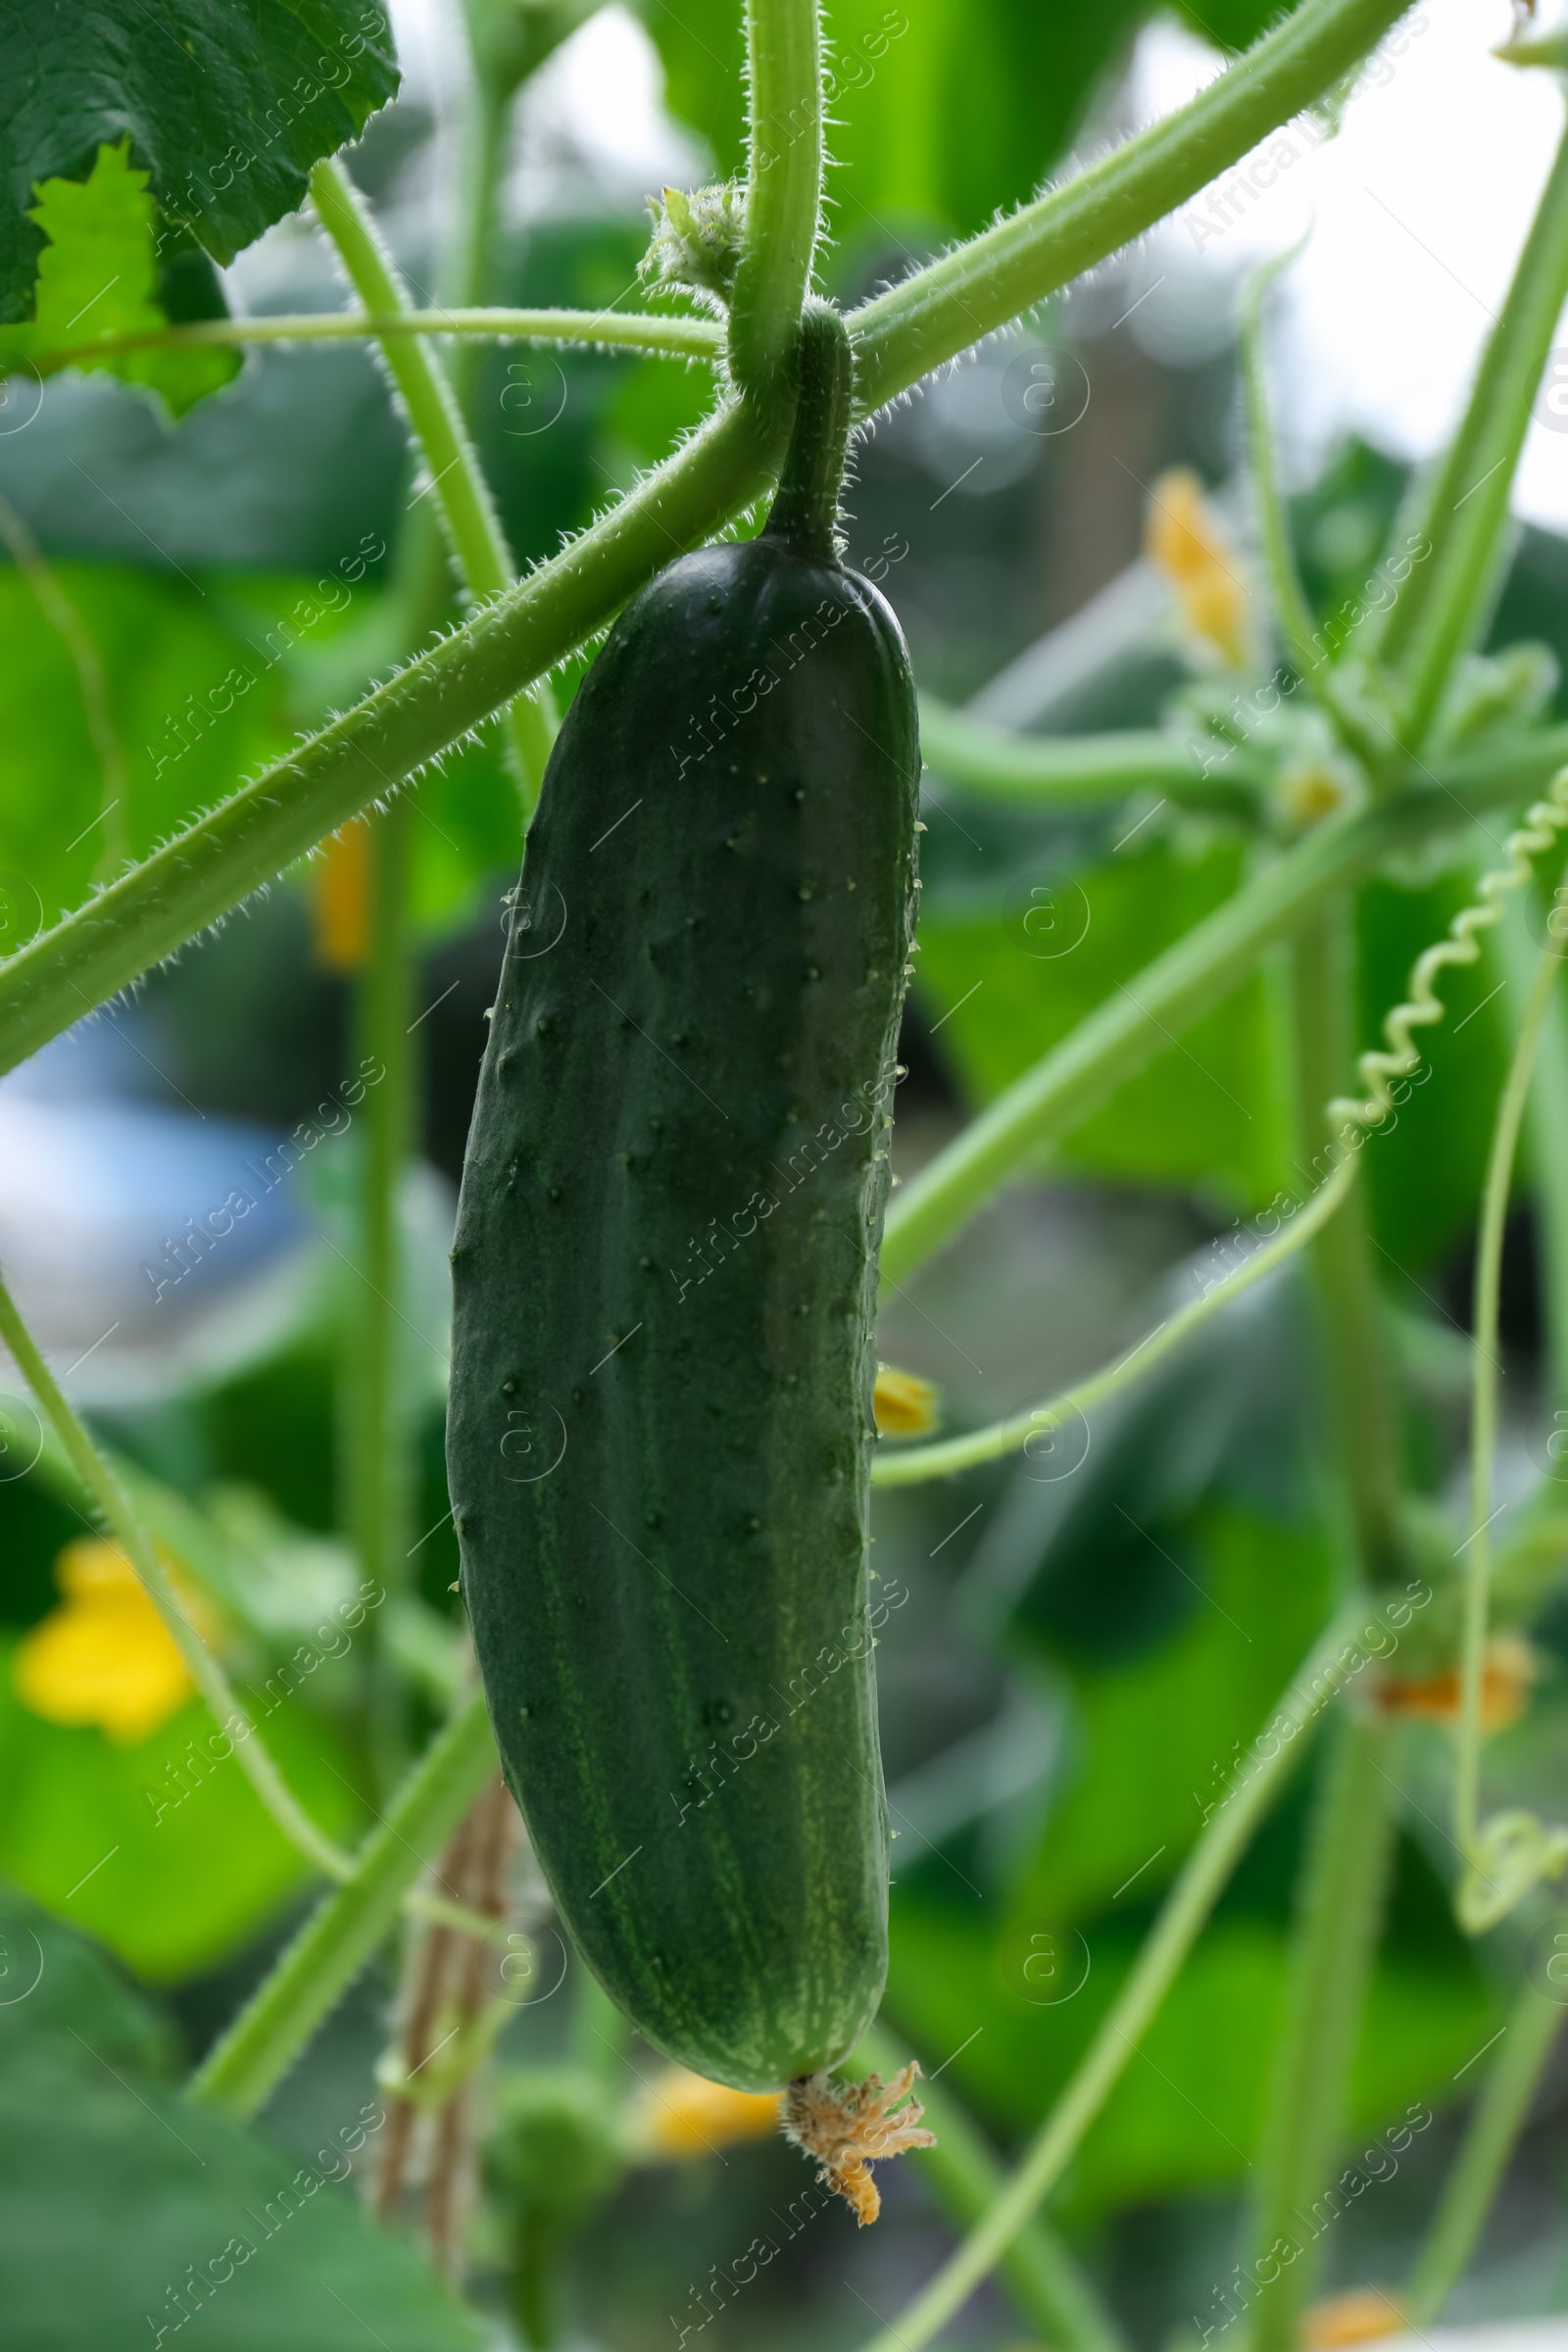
[854, 2025, 1129, 2352]
[726, 0, 823, 396]
[1244, 1718, 1396, 2352]
[1380, 110, 1568, 743]
[309, 156, 555, 799]
[21, 306, 724, 381]
[1404, 1971, 1567, 2326]
[1291, 907, 1406, 1583]
[0, 1259, 354, 1883]
[852, 1594, 1404, 2352]
[848, 0, 1415, 417]
[1454, 913, 1568, 1909]
[874, 1152, 1354, 1486]
[918, 699, 1262, 814]
[190, 1690, 498, 2117]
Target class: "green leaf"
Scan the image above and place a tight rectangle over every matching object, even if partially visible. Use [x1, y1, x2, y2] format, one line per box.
[914, 833, 1286, 1208]
[1, 0, 392, 321]
[4, 139, 238, 416]
[0, 1893, 484, 2350]
[0, 0, 398, 321]
[0, 1642, 364, 1981]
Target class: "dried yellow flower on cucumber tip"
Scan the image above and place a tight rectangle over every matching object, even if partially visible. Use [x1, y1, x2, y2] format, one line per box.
[780, 2062, 936, 2226]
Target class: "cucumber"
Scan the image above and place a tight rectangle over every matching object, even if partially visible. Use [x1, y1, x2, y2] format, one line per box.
[447, 305, 920, 2092]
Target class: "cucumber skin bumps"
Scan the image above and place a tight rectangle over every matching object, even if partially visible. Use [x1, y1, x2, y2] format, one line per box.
[447, 307, 920, 2090]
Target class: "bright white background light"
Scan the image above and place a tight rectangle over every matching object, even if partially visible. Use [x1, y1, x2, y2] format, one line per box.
[1128, 4, 1568, 526]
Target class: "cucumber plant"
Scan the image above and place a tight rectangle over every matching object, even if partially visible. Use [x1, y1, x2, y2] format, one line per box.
[8, 0, 1568, 2344]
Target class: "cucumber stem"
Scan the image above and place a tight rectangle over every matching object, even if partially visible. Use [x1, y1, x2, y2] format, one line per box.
[762, 302, 855, 563]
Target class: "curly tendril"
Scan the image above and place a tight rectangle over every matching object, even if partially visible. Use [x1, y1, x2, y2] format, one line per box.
[1327, 766, 1568, 1142]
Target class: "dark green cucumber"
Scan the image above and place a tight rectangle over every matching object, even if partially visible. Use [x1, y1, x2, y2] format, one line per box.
[447, 306, 919, 2091]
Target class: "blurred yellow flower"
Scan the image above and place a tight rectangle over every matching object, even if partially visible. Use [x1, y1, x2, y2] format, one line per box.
[314, 818, 370, 973]
[13, 1540, 200, 1745]
[873, 1364, 941, 1439]
[1301, 2287, 1406, 2347]
[1376, 1633, 1539, 1735]
[630, 2064, 781, 2159]
[1277, 759, 1353, 829]
[1146, 467, 1253, 669]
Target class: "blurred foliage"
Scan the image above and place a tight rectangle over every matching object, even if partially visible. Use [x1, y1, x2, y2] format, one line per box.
[0, 1659, 362, 1978]
[637, 0, 1294, 263]
[914, 829, 1286, 1211]
[0, 1888, 484, 2349]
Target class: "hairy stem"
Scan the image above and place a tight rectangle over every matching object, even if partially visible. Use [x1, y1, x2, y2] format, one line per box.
[727, 0, 823, 395]
[849, 0, 1416, 416]
[1383, 109, 1568, 739]
[853, 1596, 1400, 2352]
[855, 2025, 1128, 2352]
[309, 157, 554, 799]
[1404, 1972, 1566, 2326]
[1245, 1718, 1396, 2352]
[24, 306, 724, 379]
[1456, 924, 1566, 1849]
[189, 1690, 498, 2118]
[312, 160, 514, 604]
[0, 1262, 353, 1882]
[761, 301, 853, 558]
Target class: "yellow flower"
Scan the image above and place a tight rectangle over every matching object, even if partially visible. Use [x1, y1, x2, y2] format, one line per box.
[1146, 467, 1253, 669]
[13, 1540, 199, 1745]
[873, 1364, 941, 1439]
[629, 2065, 781, 2159]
